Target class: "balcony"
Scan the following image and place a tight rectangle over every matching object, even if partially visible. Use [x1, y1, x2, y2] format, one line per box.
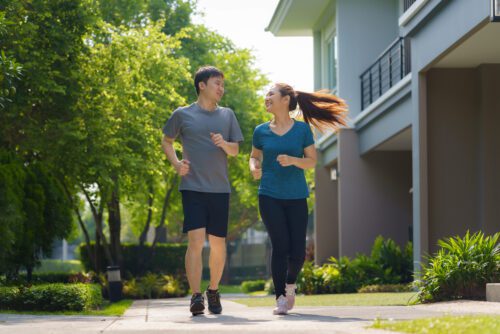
[360, 37, 411, 110]
[404, 0, 417, 12]
[493, 0, 500, 21]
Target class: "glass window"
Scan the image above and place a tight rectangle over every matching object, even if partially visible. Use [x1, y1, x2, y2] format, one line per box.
[326, 35, 337, 92]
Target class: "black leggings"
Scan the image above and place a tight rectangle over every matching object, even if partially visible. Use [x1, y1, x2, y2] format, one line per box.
[259, 195, 308, 299]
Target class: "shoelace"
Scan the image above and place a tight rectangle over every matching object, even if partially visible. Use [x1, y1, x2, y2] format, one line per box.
[277, 296, 288, 307]
[207, 291, 220, 305]
[192, 294, 203, 303]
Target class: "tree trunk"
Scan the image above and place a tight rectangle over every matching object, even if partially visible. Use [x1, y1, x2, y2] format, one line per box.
[152, 176, 177, 248]
[81, 184, 114, 267]
[26, 266, 33, 282]
[107, 180, 122, 267]
[139, 183, 154, 246]
[62, 181, 96, 271]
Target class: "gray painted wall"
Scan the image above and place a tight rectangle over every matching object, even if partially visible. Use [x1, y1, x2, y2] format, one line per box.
[427, 66, 500, 253]
[478, 65, 500, 236]
[337, 0, 399, 117]
[338, 129, 413, 257]
[314, 158, 340, 264]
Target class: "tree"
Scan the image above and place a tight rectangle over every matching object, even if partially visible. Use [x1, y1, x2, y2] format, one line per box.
[70, 20, 191, 268]
[0, 0, 96, 276]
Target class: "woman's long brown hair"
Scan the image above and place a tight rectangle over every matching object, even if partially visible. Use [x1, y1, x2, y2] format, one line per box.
[275, 83, 348, 132]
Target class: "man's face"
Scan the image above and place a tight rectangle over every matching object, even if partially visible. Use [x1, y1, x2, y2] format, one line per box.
[200, 76, 224, 102]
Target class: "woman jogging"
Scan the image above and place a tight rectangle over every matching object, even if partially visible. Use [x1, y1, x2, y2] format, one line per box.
[249, 83, 347, 315]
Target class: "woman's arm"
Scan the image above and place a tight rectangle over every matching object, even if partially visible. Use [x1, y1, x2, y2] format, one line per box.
[249, 146, 263, 180]
[276, 144, 317, 170]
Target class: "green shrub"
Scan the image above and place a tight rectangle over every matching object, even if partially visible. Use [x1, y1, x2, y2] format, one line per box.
[79, 242, 187, 277]
[2, 272, 96, 285]
[264, 279, 274, 295]
[358, 284, 412, 293]
[122, 273, 187, 299]
[417, 231, 500, 303]
[0, 283, 103, 311]
[241, 280, 266, 293]
[297, 236, 413, 295]
[371, 236, 413, 283]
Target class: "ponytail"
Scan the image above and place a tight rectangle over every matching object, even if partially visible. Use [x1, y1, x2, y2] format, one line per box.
[275, 83, 348, 132]
[296, 90, 348, 131]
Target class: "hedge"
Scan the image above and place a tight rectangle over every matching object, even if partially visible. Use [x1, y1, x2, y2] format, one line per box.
[241, 280, 266, 293]
[2, 272, 96, 285]
[79, 242, 187, 277]
[0, 283, 103, 311]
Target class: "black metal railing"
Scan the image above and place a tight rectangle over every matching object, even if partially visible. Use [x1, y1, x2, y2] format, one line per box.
[404, 0, 417, 12]
[360, 37, 411, 110]
[493, 0, 500, 21]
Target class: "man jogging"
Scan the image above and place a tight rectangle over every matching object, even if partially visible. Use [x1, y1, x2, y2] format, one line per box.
[161, 66, 243, 316]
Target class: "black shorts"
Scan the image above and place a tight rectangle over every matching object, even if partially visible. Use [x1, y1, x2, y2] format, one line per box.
[181, 190, 230, 238]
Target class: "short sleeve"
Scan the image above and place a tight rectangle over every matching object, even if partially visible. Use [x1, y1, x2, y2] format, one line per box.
[228, 109, 244, 142]
[252, 127, 263, 150]
[303, 124, 315, 148]
[162, 109, 181, 139]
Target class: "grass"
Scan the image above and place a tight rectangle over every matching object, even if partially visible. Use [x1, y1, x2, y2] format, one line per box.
[0, 299, 133, 316]
[247, 290, 268, 296]
[232, 292, 418, 307]
[33, 259, 83, 273]
[371, 315, 500, 334]
[199, 280, 242, 294]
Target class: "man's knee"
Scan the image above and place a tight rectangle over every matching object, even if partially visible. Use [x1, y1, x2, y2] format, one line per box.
[208, 235, 226, 249]
[187, 232, 205, 253]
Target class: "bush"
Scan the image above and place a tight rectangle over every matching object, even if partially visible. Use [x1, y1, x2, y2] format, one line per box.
[122, 273, 187, 299]
[371, 236, 413, 284]
[79, 242, 187, 277]
[358, 284, 413, 293]
[2, 272, 96, 286]
[297, 236, 413, 295]
[241, 280, 266, 293]
[264, 279, 274, 295]
[417, 231, 500, 303]
[0, 283, 103, 311]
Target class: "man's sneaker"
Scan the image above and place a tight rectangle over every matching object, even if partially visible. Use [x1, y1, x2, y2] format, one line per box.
[206, 288, 222, 314]
[190, 293, 205, 316]
[273, 295, 288, 315]
[285, 284, 297, 311]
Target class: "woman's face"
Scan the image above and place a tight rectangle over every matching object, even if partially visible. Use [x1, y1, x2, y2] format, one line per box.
[265, 85, 289, 114]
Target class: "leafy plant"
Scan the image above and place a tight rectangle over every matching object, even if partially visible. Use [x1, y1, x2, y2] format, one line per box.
[417, 231, 500, 303]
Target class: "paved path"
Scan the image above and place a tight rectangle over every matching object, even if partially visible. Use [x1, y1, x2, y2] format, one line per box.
[1, 296, 500, 334]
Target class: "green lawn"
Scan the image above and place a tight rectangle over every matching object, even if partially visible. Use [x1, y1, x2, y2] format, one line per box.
[0, 299, 133, 316]
[232, 292, 418, 307]
[198, 280, 242, 294]
[33, 259, 83, 273]
[371, 315, 500, 334]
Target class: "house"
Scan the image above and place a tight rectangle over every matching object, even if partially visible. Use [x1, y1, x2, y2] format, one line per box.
[266, 0, 500, 273]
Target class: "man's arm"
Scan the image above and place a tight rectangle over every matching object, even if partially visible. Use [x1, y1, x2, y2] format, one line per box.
[162, 135, 190, 175]
[210, 132, 239, 157]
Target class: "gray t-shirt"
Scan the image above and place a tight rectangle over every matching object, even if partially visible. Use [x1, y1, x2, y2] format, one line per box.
[162, 103, 244, 193]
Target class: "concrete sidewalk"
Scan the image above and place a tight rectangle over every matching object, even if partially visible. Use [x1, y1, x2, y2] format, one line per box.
[1, 296, 499, 334]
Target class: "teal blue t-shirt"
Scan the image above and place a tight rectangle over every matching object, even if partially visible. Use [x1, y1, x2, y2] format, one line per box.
[252, 120, 315, 200]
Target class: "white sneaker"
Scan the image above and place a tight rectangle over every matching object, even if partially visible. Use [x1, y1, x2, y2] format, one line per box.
[273, 295, 288, 315]
[285, 284, 296, 311]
